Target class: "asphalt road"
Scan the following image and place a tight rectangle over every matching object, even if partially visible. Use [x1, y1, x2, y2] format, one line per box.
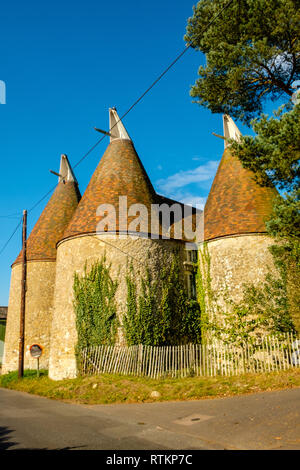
[0, 387, 299, 450]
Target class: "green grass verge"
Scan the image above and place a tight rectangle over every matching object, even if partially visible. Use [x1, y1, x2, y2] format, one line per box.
[0, 368, 300, 405]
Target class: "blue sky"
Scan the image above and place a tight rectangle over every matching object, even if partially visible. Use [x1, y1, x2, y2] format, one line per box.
[0, 0, 262, 304]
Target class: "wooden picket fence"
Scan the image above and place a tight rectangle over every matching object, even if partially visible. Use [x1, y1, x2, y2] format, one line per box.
[80, 333, 300, 378]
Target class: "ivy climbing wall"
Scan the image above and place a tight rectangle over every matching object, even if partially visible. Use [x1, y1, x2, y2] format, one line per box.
[48, 234, 184, 380]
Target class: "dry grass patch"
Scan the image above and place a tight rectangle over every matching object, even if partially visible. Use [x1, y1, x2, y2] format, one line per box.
[0, 368, 299, 404]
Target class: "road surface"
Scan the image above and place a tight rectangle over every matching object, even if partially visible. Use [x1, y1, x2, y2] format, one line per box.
[0, 387, 299, 450]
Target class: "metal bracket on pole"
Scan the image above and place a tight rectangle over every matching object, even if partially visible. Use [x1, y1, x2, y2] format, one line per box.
[94, 128, 117, 138]
[50, 170, 63, 178]
[212, 132, 226, 140]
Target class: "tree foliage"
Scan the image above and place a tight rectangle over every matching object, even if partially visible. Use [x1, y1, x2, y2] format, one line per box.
[231, 103, 300, 330]
[198, 243, 295, 346]
[231, 103, 300, 191]
[186, 0, 300, 334]
[231, 104, 300, 241]
[230, 104, 300, 331]
[185, 0, 300, 123]
[210, 280, 295, 346]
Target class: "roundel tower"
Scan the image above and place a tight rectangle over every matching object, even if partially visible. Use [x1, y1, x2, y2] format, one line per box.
[200, 115, 278, 316]
[2, 155, 81, 372]
[49, 108, 186, 380]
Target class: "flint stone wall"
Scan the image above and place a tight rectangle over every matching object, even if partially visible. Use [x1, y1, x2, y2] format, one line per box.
[49, 234, 184, 380]
[2, 261, 56, 373]
[200, 234, 275, 314]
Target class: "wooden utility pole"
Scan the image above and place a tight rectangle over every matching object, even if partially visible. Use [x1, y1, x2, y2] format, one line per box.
[18, 209, 27, 379]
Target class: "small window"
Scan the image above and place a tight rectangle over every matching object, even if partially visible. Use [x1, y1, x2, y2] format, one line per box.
[185, 250, 197, 263]
[185, 272, 197, 299]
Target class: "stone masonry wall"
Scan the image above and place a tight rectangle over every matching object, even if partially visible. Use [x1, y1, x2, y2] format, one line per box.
[49, 234, 184, 380]
[2, 261, 56, 373]
[200, 234, 275, 316]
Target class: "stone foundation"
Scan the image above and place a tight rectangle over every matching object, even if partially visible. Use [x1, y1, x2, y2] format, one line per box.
[48, 234, 184, 380]
[2, 260, 56, 373]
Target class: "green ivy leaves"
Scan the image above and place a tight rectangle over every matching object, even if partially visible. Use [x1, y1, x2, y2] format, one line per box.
[123, 254, 202, 346]
[74, 257, 119, 353]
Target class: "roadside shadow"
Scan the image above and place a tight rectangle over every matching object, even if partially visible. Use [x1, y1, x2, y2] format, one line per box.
[0, 426, 18, 450]
[12, 446, 87, 451]
[0, 426, 86, 450]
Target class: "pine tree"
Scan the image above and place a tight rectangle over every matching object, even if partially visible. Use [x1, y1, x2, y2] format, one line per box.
[185, 0, 299, 124]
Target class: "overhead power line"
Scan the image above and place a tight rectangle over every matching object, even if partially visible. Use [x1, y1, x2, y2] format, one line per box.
[0, 217, 22, 256]
[73, 0, 234, 170]
[25, 0, 234, 214]
[0, 0, 233, 254]
[28, 184, 57, 214]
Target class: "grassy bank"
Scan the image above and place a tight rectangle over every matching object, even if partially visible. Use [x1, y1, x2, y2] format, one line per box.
[0, 368, 299, 405]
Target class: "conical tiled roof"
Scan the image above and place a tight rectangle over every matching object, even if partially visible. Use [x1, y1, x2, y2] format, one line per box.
[13, 155, 81, 265]
[62, 108, 164, 239]
[62, 109, 160, 241]
[204, 116, 278, 241]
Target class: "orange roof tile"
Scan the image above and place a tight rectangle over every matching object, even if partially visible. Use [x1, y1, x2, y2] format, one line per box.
[204, 147, 278, 241]
[13, 159, 81, 265]
[62, 138, 160, 240]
